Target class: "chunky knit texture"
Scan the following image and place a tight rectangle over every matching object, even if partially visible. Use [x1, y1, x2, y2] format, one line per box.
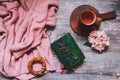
[0, 0, 58, 79]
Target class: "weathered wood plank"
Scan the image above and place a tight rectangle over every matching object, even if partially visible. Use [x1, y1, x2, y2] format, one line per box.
[48, 0, 120, 80]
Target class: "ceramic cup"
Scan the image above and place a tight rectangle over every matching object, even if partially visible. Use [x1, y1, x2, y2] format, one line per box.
[80, 10, 102, 26]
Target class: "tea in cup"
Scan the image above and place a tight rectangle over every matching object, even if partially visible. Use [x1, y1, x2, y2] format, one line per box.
[80, 10, 97, 26]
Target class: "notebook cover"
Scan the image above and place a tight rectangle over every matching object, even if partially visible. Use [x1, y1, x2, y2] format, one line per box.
[51, 33, 85, 69]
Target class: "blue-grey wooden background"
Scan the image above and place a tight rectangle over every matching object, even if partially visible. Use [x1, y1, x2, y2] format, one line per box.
[0, 0, 120, 80]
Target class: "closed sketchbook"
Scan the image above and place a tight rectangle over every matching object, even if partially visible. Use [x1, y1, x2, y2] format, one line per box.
[51, 33, 85, 69]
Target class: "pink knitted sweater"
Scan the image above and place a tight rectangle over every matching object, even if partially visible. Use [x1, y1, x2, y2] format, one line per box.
[0, 0, 58, 79]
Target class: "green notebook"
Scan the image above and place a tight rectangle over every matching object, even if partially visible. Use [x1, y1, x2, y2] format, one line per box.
[51, 33, 85, 69]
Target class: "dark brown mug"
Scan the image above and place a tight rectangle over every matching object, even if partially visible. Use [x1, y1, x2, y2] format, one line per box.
[80, 10, 102, 26]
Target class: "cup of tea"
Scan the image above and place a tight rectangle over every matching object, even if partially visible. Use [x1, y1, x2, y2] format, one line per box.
[80, 10, 102, 26]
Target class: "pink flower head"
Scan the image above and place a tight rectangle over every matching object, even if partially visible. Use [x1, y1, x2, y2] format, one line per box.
[88, 30, 110, 52]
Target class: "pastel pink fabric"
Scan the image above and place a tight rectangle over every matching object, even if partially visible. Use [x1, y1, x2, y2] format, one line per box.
[0, 0, 58, 80]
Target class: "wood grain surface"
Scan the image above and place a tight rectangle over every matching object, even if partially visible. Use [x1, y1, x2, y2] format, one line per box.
[0, 0, 120, 80]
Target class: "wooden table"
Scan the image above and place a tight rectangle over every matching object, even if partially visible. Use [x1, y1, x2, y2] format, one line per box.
[0, 0, 120, 80]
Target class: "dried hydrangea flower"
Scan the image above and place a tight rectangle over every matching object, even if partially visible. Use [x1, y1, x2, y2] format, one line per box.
[88, 30, 110, 52]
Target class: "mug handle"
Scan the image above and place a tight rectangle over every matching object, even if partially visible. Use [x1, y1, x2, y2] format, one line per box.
[98, 11, 116, 21]
[95, 17, 102, 27]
